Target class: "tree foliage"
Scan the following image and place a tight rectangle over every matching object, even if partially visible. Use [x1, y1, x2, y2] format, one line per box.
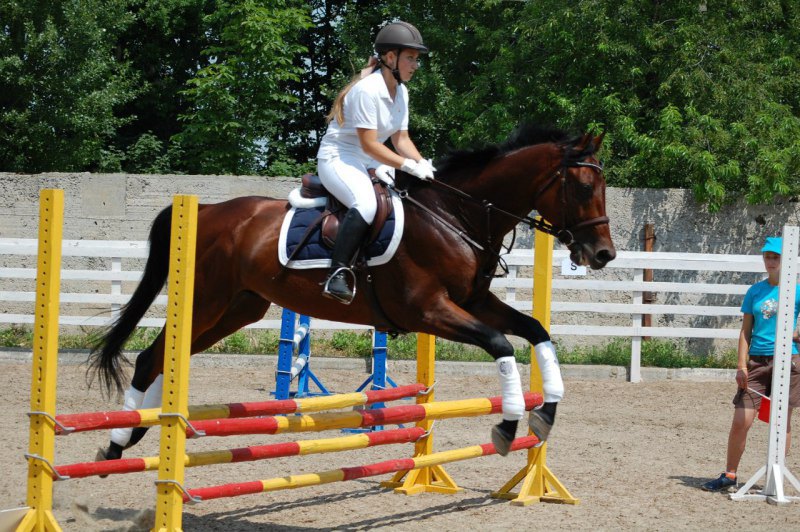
[1, 1, 799, 211]
[0, 0, 139, 172]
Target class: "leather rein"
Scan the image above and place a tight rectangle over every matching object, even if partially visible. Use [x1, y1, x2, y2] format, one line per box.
[389, 159, 610, 275]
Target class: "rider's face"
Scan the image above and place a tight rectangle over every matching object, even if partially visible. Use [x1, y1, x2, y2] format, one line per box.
[392, 49, 420, 82]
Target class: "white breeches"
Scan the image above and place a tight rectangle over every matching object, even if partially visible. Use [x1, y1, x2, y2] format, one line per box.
[534, 341, 564, 403]
[318, 155, 377, 224]
[496, 356, 525, 421]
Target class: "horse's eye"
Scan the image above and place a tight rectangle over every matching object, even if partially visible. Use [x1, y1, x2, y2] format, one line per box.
[576, 182, 594, 201]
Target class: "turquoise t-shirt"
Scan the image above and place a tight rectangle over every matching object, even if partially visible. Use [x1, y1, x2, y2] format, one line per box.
[740, 279, 800, 355]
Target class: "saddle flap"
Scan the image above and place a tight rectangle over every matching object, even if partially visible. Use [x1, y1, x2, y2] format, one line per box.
[318, 170, 393, 249]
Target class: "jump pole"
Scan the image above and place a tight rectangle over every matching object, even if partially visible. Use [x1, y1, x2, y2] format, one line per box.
[153, 195, 198, 532]
[492, 221, 578, 505]
[730, 225, 800, 504]
[16, 189, 64, 532]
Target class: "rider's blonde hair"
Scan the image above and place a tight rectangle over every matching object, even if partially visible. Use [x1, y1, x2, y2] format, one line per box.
[326, 56, 381, 125]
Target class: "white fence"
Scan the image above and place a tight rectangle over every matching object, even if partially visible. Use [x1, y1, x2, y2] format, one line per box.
[0, 238, 767, 381]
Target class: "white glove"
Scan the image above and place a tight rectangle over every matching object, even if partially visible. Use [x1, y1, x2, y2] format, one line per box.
[373, 164, 395, 185]
[401, 158, 435, 181]
[418, 158, 437, 176]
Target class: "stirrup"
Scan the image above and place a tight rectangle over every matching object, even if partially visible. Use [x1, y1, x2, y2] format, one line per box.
[322, 266, 357, 305]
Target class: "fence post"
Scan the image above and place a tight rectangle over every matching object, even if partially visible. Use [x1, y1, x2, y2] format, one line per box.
[111, 256, 122, 321]
[641, 223, 655, 336]
[630, 267, 643, 383]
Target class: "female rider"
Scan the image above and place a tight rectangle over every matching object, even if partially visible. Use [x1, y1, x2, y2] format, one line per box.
[317, 21, 435, 304]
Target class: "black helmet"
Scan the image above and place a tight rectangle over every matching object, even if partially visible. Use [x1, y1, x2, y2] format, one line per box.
[374, 21, 428, 54]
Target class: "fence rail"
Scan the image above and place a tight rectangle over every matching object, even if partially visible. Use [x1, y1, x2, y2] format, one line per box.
[0, 238, 771, 381]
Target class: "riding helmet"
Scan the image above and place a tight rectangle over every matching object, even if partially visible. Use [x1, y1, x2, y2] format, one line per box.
[374, 21, 428, 54]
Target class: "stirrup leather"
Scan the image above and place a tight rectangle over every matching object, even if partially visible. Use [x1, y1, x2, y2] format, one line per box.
[322, 266, 357, 304]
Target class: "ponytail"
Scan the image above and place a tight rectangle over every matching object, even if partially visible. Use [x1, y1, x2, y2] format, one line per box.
[325, 56, 381, 125]
[326, 75, 361, 125]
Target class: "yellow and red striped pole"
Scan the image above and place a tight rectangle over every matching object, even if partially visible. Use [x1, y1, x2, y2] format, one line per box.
[53, 383, 426, 434]
[185, 436, 541, 502]
[54, 427, 426, 479]
[185, 392, 540, 437]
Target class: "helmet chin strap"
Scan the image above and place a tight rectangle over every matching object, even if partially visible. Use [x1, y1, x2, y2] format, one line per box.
[377, 50, 403, 85]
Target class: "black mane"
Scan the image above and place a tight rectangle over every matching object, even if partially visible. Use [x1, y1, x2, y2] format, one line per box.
[434, 124, 594, 179]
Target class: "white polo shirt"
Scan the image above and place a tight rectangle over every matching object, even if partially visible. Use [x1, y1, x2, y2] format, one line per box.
[317, 70, 409, 166]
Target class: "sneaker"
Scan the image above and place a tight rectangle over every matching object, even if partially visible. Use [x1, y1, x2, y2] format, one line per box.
[701, 473, 737, 492]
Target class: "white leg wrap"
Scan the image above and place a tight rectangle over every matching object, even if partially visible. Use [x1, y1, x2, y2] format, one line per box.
[110, 386, 145, 447]
[496, 356, 525, 421]
[141, 374, 164, 409]
[534, 341, 564, 403]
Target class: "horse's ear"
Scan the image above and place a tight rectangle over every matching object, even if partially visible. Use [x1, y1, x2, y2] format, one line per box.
[592, 131, 606, 151]
[576, 132, 592, 150]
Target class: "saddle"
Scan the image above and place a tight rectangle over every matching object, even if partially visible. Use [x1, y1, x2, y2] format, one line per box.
[298, 170, 393, 248]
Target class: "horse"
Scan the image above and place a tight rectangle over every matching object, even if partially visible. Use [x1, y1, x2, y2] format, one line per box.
[89, 125, 616, 462]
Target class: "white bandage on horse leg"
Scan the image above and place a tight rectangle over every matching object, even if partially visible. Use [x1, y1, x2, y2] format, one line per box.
[141, 374, 163, 409]
[534, 340, 564, 403]
[496, 356, 525, 421]
[110, 386, 145, 447]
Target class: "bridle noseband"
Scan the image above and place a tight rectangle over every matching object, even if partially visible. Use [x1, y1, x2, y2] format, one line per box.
[531, 161, 609, 246]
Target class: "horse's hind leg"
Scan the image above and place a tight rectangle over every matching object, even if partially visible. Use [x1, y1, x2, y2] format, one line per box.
[97, 332, 166, 466]
[97, 292, 270, 467]
[189, 291, 271, 353]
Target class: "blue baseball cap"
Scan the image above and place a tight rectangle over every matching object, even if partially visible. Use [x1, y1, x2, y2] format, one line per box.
[761, 237, 783, 255]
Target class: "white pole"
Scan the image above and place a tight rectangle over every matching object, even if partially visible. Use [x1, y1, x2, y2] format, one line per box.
[731, 225, 800, 504]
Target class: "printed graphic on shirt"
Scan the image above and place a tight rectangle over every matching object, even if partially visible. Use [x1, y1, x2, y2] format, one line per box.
[761, 298, 778, 320]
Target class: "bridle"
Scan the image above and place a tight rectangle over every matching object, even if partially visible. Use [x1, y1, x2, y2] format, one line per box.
[530, 160, 610, 246]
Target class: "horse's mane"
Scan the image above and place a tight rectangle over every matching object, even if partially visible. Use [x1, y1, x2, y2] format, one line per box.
[434, 124, 595, 181]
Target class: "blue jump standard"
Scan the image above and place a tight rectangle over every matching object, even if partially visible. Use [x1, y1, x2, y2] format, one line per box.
[272, 308, 399, 431]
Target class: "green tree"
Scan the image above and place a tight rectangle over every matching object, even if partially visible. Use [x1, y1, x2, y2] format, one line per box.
[111, 0, 218, 173]
[0, 0, 139, 172]
[173, 0, 311, 175]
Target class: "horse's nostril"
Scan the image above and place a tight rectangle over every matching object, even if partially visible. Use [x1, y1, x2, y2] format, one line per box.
[597, 248, 616, 264]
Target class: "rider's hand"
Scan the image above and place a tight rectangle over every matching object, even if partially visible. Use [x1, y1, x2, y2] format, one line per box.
[401, 158, 434, 181]
[374, 164, 395, 184]
[417, 158, 437, 177]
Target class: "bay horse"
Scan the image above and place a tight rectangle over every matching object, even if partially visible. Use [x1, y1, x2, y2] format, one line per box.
[89, 125, 616, 462]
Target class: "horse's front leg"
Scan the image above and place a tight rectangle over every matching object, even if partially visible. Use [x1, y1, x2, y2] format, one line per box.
[415, 298, 529, 456]
[464, 292, 563, 444]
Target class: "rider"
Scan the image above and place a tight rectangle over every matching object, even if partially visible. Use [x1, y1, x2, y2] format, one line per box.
[317, 21, 436, 304]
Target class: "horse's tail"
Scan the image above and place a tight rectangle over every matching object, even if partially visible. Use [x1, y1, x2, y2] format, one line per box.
[88, 206, 173, 396]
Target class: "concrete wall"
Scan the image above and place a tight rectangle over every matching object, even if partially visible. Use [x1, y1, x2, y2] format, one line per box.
[2, 172, 798, 250]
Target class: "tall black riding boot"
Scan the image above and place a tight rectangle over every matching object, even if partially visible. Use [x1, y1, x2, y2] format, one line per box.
[322, 209, 370, 304]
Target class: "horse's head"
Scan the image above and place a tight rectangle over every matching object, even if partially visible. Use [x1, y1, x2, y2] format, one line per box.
[535, 133, 616, 269]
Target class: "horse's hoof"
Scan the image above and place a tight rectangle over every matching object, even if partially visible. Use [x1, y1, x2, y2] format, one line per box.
[491, 424, 514, 457]
[95, 447, 111, 478]
[528, 408, 553, 444]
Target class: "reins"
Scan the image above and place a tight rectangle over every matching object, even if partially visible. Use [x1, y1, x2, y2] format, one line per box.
[390, 158, 609, 277]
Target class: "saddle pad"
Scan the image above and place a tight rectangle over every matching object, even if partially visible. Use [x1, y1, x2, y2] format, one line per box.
[278, 192, 405, 269]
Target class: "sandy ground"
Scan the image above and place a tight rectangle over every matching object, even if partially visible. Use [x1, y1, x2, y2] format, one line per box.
[2, 355, 799, 531]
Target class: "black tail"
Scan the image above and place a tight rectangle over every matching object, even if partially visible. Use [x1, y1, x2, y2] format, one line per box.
[88, 206, 173, 395]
